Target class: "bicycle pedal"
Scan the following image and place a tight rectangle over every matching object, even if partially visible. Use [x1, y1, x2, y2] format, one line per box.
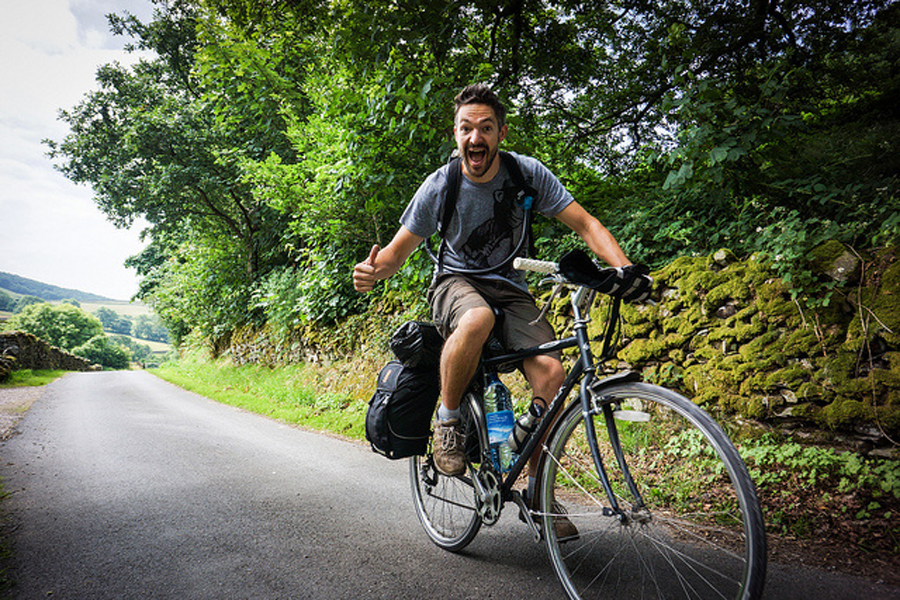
[612, 409, 650, 422]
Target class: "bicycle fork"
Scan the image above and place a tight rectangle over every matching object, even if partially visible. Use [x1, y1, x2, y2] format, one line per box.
[574, 311, 648, 523]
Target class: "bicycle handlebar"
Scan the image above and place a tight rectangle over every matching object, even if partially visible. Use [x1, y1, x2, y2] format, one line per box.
[513, 257, 558, 274]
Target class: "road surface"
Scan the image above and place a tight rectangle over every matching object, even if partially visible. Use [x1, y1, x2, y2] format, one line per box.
[0, 371, 897, 599]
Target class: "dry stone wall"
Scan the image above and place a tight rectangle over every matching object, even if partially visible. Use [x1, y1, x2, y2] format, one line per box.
[576, 242, 899, 455]
[0, 331, 94, 381]
[222, 240, 899, 457]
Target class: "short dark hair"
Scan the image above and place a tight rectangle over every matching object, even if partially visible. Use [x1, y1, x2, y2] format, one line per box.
[454, 84, 507, 128]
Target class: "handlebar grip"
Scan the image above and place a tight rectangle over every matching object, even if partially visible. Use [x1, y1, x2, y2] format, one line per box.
[513, 257, 558, 274]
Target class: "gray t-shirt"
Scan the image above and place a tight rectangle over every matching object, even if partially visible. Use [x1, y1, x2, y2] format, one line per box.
[401, 152, 574, 287]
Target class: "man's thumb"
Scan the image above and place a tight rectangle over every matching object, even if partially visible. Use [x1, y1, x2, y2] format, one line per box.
[366, 245, 380, 265]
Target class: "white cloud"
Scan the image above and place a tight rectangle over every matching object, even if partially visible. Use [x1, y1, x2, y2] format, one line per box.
[0, 0, 155, 300]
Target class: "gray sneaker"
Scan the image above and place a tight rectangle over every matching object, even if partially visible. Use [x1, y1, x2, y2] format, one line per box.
[432, 418, 466, 476]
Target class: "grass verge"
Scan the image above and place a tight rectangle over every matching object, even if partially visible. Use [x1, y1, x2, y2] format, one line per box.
[0, 370, 65, 388]
[152, 351, 371, 441]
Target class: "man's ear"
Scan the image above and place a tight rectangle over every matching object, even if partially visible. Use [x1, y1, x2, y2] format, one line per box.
[499, 124, 508, 143]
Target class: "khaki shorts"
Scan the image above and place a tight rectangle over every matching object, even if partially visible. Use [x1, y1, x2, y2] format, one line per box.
[428, 275, 559, 358]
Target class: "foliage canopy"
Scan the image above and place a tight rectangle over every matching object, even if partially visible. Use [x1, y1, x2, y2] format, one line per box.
[48, 0, 899, 345]
[3, 303, 104, 351]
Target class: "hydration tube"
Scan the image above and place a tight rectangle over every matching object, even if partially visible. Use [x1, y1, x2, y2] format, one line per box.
[425, 195, 534, 276]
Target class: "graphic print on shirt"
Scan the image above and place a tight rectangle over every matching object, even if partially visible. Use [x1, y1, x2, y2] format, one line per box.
[460, 177, 527, 275]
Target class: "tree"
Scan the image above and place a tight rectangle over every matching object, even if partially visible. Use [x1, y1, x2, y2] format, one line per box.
[0, 291, 14, 312]
[13, 296, 43, 313]
[94, 307, 133, 335]
[3, 303, 104, 350]
[72, 335, 132, 370]
[46, 0, 899, 346]
[132, 313, 169, 343]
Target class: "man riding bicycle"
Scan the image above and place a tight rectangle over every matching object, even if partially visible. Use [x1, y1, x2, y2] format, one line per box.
[353, 84, 636, 536]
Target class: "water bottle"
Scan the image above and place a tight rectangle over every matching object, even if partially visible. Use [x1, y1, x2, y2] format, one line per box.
[508, 399, 545, 454]
[483, 373, 514, 472]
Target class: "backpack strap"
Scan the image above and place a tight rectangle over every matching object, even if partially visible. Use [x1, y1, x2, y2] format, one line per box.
[436, 157, 462, 272]
[500, 151, 538, 258]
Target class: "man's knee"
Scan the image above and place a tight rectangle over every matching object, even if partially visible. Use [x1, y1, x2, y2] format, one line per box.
[451, 306, 495, 343]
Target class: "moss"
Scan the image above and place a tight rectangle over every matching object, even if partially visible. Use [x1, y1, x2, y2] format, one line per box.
[820, 398, 870, 429]
[797, 381, 830, 402]
[738, 331, 784, 368]
[764, 364, 808, 391]
[869, 260, 900, 345]
[728, 313, 767, 344]
[788, 402, 821, 420]
[574, 243, 900, 436]
[618, 332, 689, 364]
[618, 338, 663, 364]
[740, 395, 768, 419]
[782, 327, 821, 357]
[807, 240, 851, 276]
[822, 350, 862, 387]
[622, 319, 656, 339]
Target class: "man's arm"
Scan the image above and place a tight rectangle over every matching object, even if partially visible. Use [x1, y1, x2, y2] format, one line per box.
[353, 226, 425, 292]
[555, 202, 631, 267]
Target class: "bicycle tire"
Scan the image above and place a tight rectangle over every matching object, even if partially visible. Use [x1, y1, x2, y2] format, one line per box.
[539, 382, 767, 599]
[409, 392, 484, 552]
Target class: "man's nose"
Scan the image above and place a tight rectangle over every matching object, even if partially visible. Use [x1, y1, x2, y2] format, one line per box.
[470, 128, 483, 144]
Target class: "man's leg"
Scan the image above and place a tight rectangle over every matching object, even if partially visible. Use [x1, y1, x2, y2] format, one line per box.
[521, 353, 578, 540]
[428, 277, 494, 476]
[521, 353, 566, 477]
[439, 306, 494, 411]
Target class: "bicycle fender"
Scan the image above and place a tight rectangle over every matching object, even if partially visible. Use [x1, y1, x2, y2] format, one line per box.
[587, 370, 642, 396]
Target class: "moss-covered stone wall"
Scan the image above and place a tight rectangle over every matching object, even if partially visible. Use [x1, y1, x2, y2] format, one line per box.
[0, 331, 95, 380]
[221, 241, 899, 457]
[593, 242, 899, 455]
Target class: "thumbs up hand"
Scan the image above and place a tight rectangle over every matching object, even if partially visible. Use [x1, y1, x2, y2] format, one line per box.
[353, 245, 380, 292]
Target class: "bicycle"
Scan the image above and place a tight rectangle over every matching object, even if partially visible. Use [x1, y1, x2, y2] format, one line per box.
[409, 251, 767, 599]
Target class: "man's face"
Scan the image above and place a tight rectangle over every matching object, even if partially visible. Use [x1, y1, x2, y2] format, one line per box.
[454, 103, 507, 182]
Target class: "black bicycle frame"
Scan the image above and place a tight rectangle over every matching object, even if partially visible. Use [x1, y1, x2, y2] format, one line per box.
[478, 293, 630, 515]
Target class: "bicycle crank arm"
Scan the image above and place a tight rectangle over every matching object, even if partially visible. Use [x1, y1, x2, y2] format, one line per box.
[511, 489, 542, 542]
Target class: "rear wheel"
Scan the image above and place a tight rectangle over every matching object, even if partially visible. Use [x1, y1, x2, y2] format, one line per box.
[540, 382, 766, 599]
[409, 392, 485, 552]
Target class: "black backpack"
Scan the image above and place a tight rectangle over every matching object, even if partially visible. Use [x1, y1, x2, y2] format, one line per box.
[365, 321, 443, 459]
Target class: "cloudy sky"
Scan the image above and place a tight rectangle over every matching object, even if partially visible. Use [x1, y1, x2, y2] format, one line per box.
[0, 0, 156, 300]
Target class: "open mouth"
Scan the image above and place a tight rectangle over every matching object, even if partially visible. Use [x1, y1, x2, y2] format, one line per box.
[466, 145, 488, 171]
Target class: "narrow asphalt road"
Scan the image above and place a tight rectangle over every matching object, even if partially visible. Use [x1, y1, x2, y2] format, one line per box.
[0, 371, 897, 599]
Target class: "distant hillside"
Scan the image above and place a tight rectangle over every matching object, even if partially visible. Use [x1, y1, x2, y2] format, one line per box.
[0, 272, 116, 303]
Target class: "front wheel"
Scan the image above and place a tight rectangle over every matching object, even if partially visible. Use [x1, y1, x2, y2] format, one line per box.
[409, 392, 485, 552]
[539, 382, 766, 599]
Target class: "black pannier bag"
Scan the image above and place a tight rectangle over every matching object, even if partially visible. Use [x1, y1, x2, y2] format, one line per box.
[365, 321, 443, 459]
[366, 360, 440, 459]
[389, 320, 443, 368]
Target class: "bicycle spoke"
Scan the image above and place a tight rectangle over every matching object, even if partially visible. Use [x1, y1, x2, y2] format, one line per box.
[540, 382, 766, 599]
[409, 393, 485, 552]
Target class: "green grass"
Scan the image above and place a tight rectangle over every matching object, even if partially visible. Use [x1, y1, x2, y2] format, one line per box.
[0, 370, 65, 388]
[78, 300, 152, 317]
[152, 352, 367, 440]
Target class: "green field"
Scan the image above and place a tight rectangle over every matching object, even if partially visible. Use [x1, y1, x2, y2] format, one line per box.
[78, 300, 153, 318]
[1, 287, 169, 352]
